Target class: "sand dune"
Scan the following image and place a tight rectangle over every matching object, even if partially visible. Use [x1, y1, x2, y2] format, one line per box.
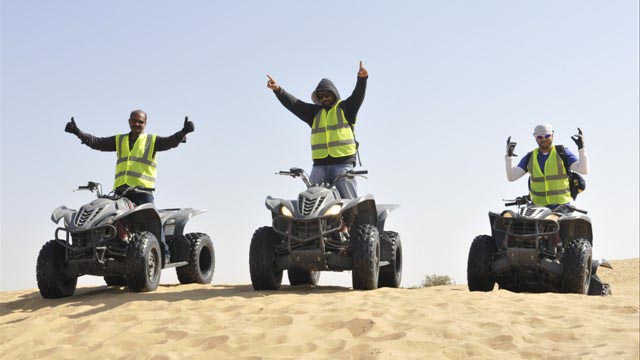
[1, 258, 638, 359]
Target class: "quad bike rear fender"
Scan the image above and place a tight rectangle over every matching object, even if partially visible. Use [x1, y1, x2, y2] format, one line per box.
[376, 204, 399, 233]
[159, 208, 206, 238]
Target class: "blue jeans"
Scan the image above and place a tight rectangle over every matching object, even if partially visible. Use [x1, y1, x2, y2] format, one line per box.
[115, 185, 154, 206]
[309, 163, 357, 199]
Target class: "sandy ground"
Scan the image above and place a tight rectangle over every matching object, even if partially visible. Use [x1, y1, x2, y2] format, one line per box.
[1, 258, 638, 359]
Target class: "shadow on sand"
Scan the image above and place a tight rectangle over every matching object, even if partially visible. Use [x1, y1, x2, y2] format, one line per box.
[0, 283, 352, 319]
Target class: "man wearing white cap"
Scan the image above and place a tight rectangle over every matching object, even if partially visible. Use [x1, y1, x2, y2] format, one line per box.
[504, 124, 588, 207]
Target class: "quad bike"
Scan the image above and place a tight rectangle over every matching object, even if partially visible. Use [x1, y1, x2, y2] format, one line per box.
[36, 182, 215, 298]
[467, 195, 611, 295]
[249, 168, 402, 291]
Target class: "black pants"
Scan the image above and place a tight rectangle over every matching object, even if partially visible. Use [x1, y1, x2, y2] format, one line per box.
[125, 191, 154, 206]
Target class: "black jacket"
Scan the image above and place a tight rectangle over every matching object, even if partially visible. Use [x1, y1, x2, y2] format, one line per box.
[73, 129, 188, 157]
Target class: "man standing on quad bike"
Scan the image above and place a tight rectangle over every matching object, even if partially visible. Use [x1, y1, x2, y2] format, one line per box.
[504, 123, 588, 207]
[64, 110, 195, 205]
[266, 61, 368, 199]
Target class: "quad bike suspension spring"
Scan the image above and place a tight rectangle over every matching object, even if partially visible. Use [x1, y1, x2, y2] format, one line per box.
[343, 212, 357, 230]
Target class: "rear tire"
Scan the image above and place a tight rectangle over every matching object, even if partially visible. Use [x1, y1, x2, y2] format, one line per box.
[351, 224, 380, 290]
[562, 238, 592, 294]
[467, 235, 496, 292]
[104, 275, 126, 287]
[378, 231, 402, 288]
[288, 267, 320, 286]
[176, 233, 215, 284]
[36, 240, 77, 299]
[249, 227, 283, 290]
[125, 231, 161, 292]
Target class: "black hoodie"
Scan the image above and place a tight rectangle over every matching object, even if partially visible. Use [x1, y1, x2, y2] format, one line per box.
[274, 76, 367, 165]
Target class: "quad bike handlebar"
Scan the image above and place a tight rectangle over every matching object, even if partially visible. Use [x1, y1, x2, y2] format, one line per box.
[77, 182, 103, 196]
[333, 170, 368, 184]
[503, 195, 588, 214]
[75, 181, 154, 199]
[504, 195, 531, 207]
[276, 167, 368, 188]
[277, 168, 312, 187]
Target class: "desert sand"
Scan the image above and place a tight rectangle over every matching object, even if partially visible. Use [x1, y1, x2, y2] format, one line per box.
[1, 258, 638, 359]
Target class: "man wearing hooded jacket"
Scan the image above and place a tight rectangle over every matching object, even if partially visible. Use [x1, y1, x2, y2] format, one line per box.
[266, 61, 368, 199]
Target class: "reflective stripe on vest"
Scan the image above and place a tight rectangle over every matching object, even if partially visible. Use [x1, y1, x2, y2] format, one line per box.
[527, 146, 571, 206]
[310, 101, 357, 159]
[114, 133, 157, 189]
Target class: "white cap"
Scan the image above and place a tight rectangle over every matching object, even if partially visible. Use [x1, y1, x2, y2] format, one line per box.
[533, 124, 554, 136]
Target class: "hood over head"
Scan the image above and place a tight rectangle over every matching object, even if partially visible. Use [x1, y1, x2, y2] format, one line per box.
[311, 78, 341, 105]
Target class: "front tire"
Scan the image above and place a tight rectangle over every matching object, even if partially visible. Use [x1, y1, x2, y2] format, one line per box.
[125, 231, 161, 292]
[36, 240, 77, 298]
[562, 238, 592, 294]
[378, 231, 402, 288]
[176, 233, 215, 284]
[351, 224, 381, 290]
[467, 235, 496, 292]
[288, 267, 320, 286]
[249, 227, 283, 290]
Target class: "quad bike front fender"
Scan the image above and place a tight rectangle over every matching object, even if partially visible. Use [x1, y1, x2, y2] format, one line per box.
[559, 216, 593, 245]
[51, 205, 76, 227]
[265, 196, 298, 216]
[112, 204, 163, 243]
[340, 195, 377, 227]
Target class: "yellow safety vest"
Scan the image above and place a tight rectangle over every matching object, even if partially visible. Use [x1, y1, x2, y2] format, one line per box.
[310, 101, 357, 159]
[527, 147, 571, 206]
[114, 133, 157, 189]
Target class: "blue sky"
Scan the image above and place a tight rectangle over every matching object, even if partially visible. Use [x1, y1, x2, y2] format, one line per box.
[1, 1, 638, 291]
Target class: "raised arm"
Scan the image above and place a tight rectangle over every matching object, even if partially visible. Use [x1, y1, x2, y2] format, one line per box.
[341, 61, 368, 124]
[267, 74, 318, 126]
[65, 117, 116, 151]
[504, 136, 526, 181]
[568, 128, 588, 174]
[155, 116, 194, 152]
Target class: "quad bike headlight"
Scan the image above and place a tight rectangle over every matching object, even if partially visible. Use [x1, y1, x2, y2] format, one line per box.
[323, 204, 343, 216]
[545, 214, 560, 221]
[501, 211, 513, 218]
[280, 205, 293, 218]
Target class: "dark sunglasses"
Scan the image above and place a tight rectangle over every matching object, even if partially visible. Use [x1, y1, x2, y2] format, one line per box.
[536, 134, 552, 139]
[317, 92, 333, 100]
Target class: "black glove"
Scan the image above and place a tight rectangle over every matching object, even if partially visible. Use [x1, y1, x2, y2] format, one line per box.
[182, 116, 194, 134]
[65, 117, 79, 134]
[571, 127, 584, 149]
[506, 136, 517, 156]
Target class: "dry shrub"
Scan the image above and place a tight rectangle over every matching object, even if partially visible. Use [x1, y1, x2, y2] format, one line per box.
[421, 274, 453, 287]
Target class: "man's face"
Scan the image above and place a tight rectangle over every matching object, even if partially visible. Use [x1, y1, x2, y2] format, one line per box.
[535, 132, 553, 151]
[129, 113, 147, 136]
[316, 90, 336, 107]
